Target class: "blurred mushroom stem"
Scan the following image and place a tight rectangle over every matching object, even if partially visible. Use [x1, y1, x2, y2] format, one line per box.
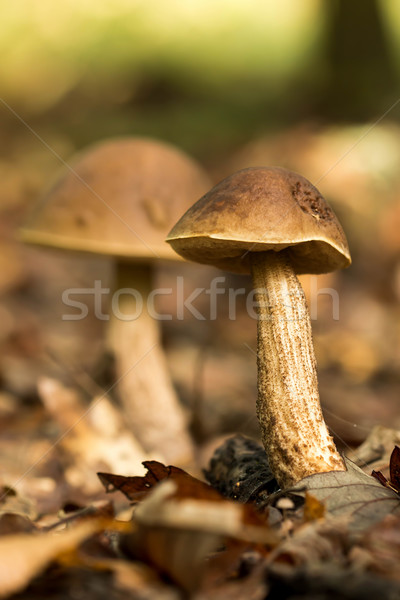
[107, 262, 194, 465]
[250, 251, 345, 488]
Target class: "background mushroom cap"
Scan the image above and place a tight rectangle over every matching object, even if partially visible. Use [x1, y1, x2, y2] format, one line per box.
[20, 137, 211, 261]
[166, 167, 351, 274]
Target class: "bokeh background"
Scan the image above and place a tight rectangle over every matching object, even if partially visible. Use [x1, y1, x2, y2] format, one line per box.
[1, 0, 400, 486]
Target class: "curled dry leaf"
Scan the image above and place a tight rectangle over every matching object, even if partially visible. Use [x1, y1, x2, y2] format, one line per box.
[123, 519, 221, 592]
[98, 459, 223, 503]
[121, 479, 277, 593]
[120, 479, 223, 592]
[100, 461, 278, 593]
[372, 445, 400, 495]
[390, 447, 400, 490]
[98, 460, 274, 534]
[132, 480, 276, 544]
[291, 459, 400, 532]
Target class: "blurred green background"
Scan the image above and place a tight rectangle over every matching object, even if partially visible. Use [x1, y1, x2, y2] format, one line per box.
[1, 0, 400, 458]
[2, 0, 400, 156]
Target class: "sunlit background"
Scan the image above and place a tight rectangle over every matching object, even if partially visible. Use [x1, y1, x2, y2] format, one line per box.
[1, 0, 400, 480]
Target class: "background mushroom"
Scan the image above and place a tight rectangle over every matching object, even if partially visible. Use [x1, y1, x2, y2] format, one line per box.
[166, 167, 351, 487]
[20, 137, 211, 465]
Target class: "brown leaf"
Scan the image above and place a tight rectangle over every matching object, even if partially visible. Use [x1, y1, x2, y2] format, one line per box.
[98, 460, 277, 592]
[0, 520, 101, 598]
[371, 446, 400, 495]
[122, 480, 277, 593]
[371, 471, 396, 491]
[123, 524, 220, 592]
[132, 480, 275, 543]
[98, 460, 224, 503]
[390, 446, 400, 491]
[99, 461, 271, 536]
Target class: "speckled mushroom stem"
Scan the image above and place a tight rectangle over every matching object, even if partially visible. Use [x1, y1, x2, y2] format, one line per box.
[107, 261, 194, 465]
[250, 250, 345, 488]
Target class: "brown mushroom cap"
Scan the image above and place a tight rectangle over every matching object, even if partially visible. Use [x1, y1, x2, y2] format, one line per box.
[166, 167, 351, 274]
[20, 137, 211, 261]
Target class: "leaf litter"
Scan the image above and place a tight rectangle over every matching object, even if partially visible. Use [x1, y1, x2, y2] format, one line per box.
[1, 381, 400, 599]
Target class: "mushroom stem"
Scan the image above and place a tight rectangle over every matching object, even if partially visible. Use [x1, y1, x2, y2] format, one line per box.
[107, 262, 194, 465]
[250, 251, 345, 488]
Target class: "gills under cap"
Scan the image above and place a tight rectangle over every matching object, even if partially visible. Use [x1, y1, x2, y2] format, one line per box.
[166, 167, 351, 274]
[20, 137, 211, 261]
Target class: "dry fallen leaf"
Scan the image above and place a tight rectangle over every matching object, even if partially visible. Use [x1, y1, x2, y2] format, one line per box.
[291, 459, 400, 531]
[372, 445, 400, 495]
[98, 460, 274, 534]
[100, 460, 278, 593]
[390, 447, 400, 491]
[132, 480, 275, 543]
[121, 479, 277, 593]
[349, 425, 400, 471]
[38, 378, 149, 494]
[98, 460, 223, 503]
[0, 520, 101, 598]
[120, 480, 224, 592]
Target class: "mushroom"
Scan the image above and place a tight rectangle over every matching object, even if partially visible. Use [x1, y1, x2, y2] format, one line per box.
[20, 137, 211, 464]
[166, 167, 351, 487]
